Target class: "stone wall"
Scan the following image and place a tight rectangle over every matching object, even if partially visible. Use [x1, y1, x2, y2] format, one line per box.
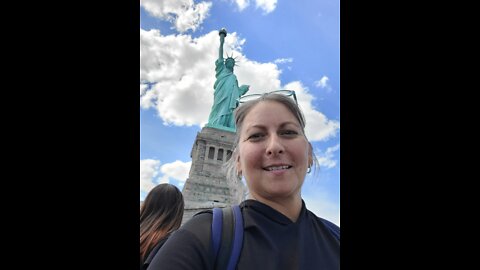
[182, 127, 245, 208]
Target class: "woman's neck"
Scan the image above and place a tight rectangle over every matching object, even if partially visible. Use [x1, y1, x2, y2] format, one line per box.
[247, 193, 302, 222]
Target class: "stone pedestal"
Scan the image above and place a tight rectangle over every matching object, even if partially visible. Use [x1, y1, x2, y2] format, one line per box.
[181, 126, 245, 223]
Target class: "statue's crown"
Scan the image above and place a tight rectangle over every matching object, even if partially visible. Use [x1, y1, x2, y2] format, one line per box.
[225, 53, 238, 66]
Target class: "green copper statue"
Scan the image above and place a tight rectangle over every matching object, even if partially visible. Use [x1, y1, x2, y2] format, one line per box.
[206, 28, 250, 131]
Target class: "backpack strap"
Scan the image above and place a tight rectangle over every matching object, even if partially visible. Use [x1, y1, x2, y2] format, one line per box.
[211, 205, 244, 270]
[211, 208, 223, 259]
[215, 207, 233, 269]
[227, 205, 243, 270]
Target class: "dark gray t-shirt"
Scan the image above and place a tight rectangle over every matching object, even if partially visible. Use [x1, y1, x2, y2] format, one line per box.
[147, 199, 340, 270]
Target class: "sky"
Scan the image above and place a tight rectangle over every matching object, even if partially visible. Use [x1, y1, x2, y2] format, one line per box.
[140, 0, 340, 226]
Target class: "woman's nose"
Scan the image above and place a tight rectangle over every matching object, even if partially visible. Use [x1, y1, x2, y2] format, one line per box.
[265, 135, 284, 156]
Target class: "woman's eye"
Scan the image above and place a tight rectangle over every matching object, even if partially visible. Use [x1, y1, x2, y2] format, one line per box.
[246, 133, 264, 141]
[280, 130, 298, 136]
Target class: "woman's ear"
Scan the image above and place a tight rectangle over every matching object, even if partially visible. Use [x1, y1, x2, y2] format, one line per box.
[236, 154, 242, 176]
[308, 142, 313, 167]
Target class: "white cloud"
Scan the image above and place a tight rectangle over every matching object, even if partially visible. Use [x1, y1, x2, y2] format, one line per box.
[314, 75, 334, 93]
[231, 0, 275, 13]
[254, 0, 277, 14]
[140, 159, 161, 193]
[140, 0, 212, 33]
[140, 29, 280, 126]
[316, 144, 340, 169]
[234, 0, 250, 11]
[159, 160, 192, 183]
[303, 191, 340, 226]
[274, 57, 293, 64]
[140, 29, 338, 141]
[140, 83, 148, 96]
[282, 81, 340, 141]
[140, 83, 157, 109]
[314, 76, 329, 88]
[140, 159, 191, 200]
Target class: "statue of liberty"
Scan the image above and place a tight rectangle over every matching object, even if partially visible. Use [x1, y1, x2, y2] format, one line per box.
[206, 28, 250, 130]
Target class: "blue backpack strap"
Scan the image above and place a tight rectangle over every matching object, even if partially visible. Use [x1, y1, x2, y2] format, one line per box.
[227, 205, 243, 270]
[216, 207, 233, 269]
[211, 205, 244, 270]
[212, 208, 223, 258]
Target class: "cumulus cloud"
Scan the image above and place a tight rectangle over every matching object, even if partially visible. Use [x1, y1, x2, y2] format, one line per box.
[140, 0, 211, 33]
[140, 29, 338, 141]
[234, 0, 250, 11]
[140, 159, 161, 193]
[314, 75, 334, 93]
[274, 57, 293, 64]
[231, 0, 276, 13]
[140, 83, 148, 96]
[140, 159, 192, 197]
[159, 160, 192, 183]
[314, 76, 329, 88]
[140, 83, 157, 109]
[140, 29, 280, 126]
[254, 0, 277, 14]
[316, 144, 340, 169]
[282, 81, 340, 141]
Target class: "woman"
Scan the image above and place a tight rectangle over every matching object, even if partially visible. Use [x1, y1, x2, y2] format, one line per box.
[147, 92, 340, 269]
[140, 183, 184, 270]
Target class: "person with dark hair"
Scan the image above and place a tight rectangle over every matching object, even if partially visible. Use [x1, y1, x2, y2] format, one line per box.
[147, 91, 339, 270]
[140, 183, 184, 270]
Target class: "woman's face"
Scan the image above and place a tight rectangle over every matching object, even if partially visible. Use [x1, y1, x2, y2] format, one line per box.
[236, 101, 312, 202]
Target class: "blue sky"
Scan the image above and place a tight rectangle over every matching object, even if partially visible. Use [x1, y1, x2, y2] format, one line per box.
[140, 0, 340, 225]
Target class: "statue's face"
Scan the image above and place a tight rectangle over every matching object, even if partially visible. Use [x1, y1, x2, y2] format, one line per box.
[225, 58, 235, 69]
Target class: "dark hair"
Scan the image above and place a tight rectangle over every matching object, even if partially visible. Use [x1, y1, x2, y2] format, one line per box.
[225, 93, 318, 185]
[140, 183, 184, 261]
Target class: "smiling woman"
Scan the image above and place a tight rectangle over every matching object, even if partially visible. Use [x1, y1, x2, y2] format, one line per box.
[146, 93, 340, 270]
[233, 99, 312, 215]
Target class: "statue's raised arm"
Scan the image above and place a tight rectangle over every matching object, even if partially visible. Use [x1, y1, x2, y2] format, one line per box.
[218, 28, 227, 61]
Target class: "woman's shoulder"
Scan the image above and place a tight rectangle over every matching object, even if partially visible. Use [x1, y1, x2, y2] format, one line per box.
[184, 209, 213, 229]
[159, 210, 212, 249]
[142, 236, 170, 269]
[146, 210, 215, 269]
[306, 210, 340, 240]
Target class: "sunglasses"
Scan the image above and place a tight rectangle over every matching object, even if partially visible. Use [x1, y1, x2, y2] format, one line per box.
[236, 90, 298, 105]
